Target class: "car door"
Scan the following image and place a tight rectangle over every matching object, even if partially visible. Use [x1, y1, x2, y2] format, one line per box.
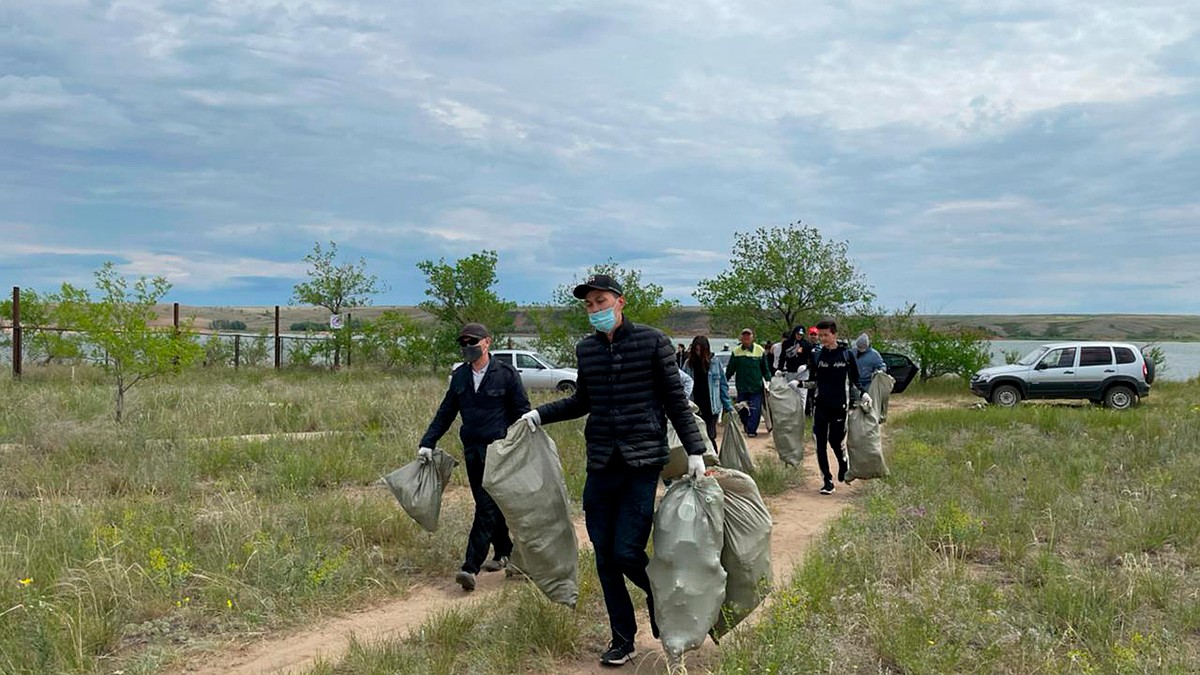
[1074, 346, 1114, 397]
[515, 352, 550, 390]
[1028, 347, 1077, 396]
[878, 352, 917, 394]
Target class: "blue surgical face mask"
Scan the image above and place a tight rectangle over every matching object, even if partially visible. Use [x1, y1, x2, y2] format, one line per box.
[588, 306, 617, 332]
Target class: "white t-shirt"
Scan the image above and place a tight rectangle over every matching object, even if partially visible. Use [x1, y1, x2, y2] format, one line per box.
[472, 361, 490, 392]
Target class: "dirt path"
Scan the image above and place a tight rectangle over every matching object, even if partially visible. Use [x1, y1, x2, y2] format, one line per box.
[180, 398, 945, 675]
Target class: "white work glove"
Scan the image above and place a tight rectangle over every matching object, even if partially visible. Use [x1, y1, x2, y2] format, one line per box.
[519, 409, 541, 431]
[417, 446, 433, 463]
[786, 379, 801, 390]
[860, 393, 873, 408]
[686, 454, 706, 480]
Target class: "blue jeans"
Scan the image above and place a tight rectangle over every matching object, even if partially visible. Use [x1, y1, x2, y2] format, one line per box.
[737, 390, 764, 435]
[582, 458, 661, 645]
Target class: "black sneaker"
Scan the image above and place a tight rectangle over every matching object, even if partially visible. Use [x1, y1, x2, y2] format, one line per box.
[647, 596, 660, 639]
[455, 570, 476, 591]
[600, 641, 636, 667]
[819, 483, 835, 495]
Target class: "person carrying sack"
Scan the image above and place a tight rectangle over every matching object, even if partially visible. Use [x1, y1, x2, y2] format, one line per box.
[417, 323, 531, 592]
[808, 319, 870, 495]
[520, 273, 708, 668]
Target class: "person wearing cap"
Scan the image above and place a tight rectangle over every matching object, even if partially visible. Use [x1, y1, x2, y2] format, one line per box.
[418, 322, 531, 592]
[520, 273, 707, 667]
[779, 325, 815, 407]
[725, 327, 772, 437]
[804, 325, 821, 416]
[851, 333, 886, 394]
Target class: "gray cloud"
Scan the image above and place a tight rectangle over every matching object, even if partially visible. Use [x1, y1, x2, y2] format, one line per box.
[1, 0, 1198, 313]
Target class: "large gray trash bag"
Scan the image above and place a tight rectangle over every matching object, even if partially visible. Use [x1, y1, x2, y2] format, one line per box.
[483, 421, 579, 608]
[648, 476, 726, 660]
[869, 370, 895, 422]
[718, 405, 755, 474]
[845, 398, 888, 482]
[766, 374, 805, 467]
[663, 401, 719, 480]
[710, 468, 772, 640]
[383, 449, 458, 532]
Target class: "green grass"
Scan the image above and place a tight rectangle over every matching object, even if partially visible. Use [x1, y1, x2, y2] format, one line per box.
[715, 380, 1200, 673]
[0, 366, 590, 674]
[301, 551, 612, 675]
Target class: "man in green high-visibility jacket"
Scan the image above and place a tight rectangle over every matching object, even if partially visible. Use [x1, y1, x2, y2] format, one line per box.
[725, 327, 771, 437]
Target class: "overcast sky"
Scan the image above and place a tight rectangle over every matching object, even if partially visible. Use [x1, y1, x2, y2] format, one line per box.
[2, 0, 1198, 313]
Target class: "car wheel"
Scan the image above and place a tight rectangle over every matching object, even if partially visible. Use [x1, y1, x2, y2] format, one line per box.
[991, 384, 1021, 408]
[1104, 385, 1136, 410]
[556, 381, 577, 395]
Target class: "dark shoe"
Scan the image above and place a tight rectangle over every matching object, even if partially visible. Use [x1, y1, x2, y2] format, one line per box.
[819, 483, 835, 495]
[455, 570, 476, 591]
[747, 432, 758, 438]
[600, 640, 636, 667]
[481, 556, 509, 573]
[647, 596, 660, 639]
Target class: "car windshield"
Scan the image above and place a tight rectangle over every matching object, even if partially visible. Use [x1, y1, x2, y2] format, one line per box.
[1016, 347, 1049, 366]
[533, 354, 561, 369]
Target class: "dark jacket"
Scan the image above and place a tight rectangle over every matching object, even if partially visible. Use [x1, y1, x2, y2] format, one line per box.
[809, 343, 862, 409]
[420, 358, 531, 450]
[780, 327, 814, 373]
[537, 320, 707, 471]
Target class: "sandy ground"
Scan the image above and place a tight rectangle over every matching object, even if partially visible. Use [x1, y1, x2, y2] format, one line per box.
[178, 398, 936, 675]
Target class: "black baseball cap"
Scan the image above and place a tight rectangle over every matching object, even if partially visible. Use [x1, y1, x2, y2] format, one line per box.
[572, 273, 624, 299]
[459, 323, 491, 340]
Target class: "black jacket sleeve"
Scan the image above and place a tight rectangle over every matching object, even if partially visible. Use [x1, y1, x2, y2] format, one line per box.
[654, 333, 708, 456]
[847, 351, 863, 400]
[506, 368, 532, 423]
[537, 344, 591, 423]
[419, 374, 461, 448]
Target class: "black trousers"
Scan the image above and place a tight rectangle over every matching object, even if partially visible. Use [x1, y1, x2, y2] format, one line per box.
[812, 403, 848, 485]
[462, 445, 513, 574]
[582, 457, 661, 645]
[696, 406, 719, 446]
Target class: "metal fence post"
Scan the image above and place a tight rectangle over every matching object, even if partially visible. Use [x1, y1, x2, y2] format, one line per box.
[274, 306, 281, 369]
[12, 287, 21, 379]
[346, 312, 352, 369]
[172, 302, 180, 366]
[234, 334, 241, 370]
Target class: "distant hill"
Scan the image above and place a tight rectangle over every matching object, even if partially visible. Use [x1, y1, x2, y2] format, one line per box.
[160, 305, 1200, 342]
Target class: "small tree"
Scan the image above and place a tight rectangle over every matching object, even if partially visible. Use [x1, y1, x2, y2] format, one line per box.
[360, 310, 453, 371]
[291, 241, 384, 368]
[1, 288, 86, 365]
[695, 223, 875, 337]
[529, 262, 680, 367]
[56, 263, 202, 421]
[417, 250, 516, 344]
[906, 322, 992, 382]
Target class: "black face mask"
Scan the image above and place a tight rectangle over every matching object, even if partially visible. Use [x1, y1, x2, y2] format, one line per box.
[461, 344, 484, 363]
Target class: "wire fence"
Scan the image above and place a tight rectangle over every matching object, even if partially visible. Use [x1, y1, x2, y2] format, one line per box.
[2, 287, 388, 376]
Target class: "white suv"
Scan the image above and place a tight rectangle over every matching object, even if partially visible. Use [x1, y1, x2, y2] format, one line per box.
[970, 342, 1154, 410]
[452, 350, 578, 393]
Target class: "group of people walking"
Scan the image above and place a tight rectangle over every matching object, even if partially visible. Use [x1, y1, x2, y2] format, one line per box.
[417, 269, 887, 667]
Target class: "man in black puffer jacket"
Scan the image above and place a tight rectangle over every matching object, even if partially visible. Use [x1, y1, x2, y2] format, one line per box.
[523, 274, 708, 668]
